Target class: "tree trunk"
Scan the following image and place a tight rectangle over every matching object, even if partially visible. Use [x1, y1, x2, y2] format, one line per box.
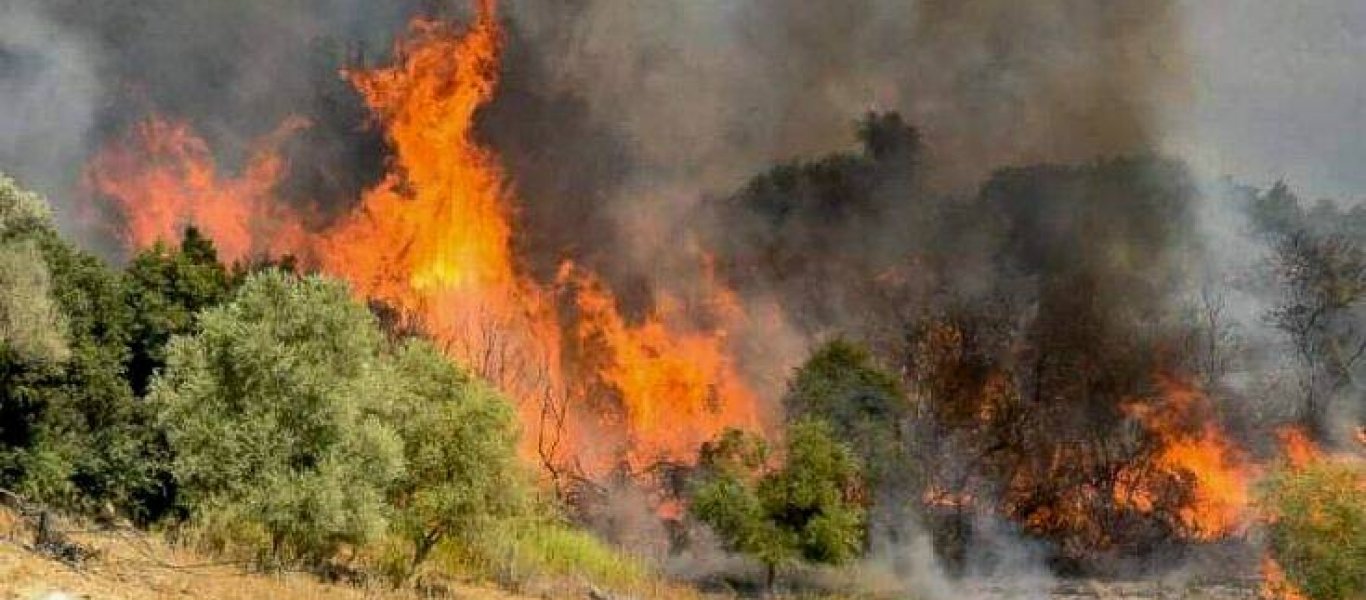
[765, 562, 777, 596]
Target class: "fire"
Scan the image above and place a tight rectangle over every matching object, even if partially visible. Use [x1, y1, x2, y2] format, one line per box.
[85, 1, 762, 480]
[1114, 375, 1253, 540]
[85, 116, 310, 263]
[562, 264, 760, 469]
[1260, 555, 1309, 600]
[1276, 427, 1321, 469]
[323, 11, 514, 303]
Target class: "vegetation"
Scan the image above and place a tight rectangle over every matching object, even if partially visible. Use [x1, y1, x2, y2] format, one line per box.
[0, 174, 658, 598]
[783, 339, 908, 498]
[689, 420, 866, 591]
[1259, 460, 1366, 600]
[151, 270, 406, 565]
[386, 340, 528, 578]
[0, 174, 157, 517]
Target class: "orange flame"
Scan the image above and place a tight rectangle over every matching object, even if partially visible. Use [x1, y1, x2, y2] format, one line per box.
[561, 264, 760, 470]
[86, 116, 310, 263]
[1275, 427, 1322, 470]
[1259, 555, 1309, 600]
[1114, 375, 1254, 540]
[85, 2, 763, 480]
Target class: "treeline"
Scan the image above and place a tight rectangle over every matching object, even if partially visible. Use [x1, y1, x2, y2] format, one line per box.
[688, 112, 1366, 588]
[0, 174, 530, 582]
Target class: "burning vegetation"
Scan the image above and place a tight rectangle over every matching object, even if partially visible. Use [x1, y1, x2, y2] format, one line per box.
[2, 0, 1366, 598]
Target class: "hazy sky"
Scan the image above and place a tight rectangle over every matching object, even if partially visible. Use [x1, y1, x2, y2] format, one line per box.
[1173, 0, 1366, 201]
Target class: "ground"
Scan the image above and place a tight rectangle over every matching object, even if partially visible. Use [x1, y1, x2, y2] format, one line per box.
[0, 508, 529, 600]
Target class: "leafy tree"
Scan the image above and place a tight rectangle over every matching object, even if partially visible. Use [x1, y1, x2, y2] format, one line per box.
[1259, 460, 1366, 600]
[0, 174, 68, 363]
[385, 339, 527, 580]
[689, 419, 865, 591]
[0, 174, 156, 515]
[122, 226, 234, 397]
[150, 270, 404, 565]
[784, 340, 908, 496]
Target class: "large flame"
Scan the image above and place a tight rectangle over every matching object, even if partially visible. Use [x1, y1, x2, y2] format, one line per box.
[1113, 375, 1254, 540]
[86, 116, 310, 263]
[85, 2, 762, 478]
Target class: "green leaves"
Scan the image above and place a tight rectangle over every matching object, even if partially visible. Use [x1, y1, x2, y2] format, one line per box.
[150, 270, 528, 570]
[1260, 461, 1366, 600]
[151, 270, 404, 564]
[386, 340, 527, 575]
[689, 419, 866, 587]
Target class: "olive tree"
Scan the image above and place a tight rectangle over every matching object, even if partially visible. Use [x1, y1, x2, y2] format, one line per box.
[385, 339, 527, 579]
[151, 270, 404, 565]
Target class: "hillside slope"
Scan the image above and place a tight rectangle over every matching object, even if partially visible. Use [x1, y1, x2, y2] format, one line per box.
[0, 508, 528, 600]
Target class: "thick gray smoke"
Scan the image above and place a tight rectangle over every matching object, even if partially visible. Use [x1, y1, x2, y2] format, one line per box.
[503, 0, 1188, 192]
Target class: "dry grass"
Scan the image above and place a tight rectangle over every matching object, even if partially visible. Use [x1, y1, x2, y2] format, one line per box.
[0, 507, 525, 600]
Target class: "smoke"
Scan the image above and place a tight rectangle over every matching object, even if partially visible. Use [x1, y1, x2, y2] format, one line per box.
[502, 0, 1188, 190]
[0, 3, 100, 223]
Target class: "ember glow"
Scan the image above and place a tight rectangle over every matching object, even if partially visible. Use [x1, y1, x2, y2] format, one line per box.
[84, 1, 763, 478]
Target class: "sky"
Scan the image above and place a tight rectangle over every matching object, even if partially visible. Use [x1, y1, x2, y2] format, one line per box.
[1173, 0, 1366, 201]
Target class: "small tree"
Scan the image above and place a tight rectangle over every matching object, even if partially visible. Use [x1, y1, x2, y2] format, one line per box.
[385, 339, 527, 580]
[689, 419, 865, 592]
[0, 173, 159, 516]
[151, 270, 404, 566]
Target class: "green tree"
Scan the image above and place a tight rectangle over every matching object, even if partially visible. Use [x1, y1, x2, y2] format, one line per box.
[0, 174, 68, 363]
[689, 419, 865, 592]
[122, 226, 234, 397]
[783, 339, 907, 494]
[1259, 460, 1366, 600]
[385, 339, 527, 580]
[0, 174, 156, 516]
[150, 270, 404, 566]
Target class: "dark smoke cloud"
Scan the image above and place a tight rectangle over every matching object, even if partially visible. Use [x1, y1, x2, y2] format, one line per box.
[503, 0, 1189, 193]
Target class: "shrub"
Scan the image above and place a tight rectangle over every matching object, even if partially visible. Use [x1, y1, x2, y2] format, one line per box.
[385, 339, 528, 579]
[1259, 460, 1366, 600]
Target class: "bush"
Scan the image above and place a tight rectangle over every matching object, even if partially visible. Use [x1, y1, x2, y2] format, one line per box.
[1259, 460, 1366, 600]
[0, 173, 159, 517]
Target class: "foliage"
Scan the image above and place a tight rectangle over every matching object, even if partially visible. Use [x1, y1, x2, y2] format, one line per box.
[0, 173, 160, 516]
[1259, 460, 1366, 600]
[0, 175, 68, 363]
[385, 339, 528, 577]
[150, 270, 404, 565]
[689, 419, 865, 589]
[784, 339, 907, 492]
[122, 226, 235, 397]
